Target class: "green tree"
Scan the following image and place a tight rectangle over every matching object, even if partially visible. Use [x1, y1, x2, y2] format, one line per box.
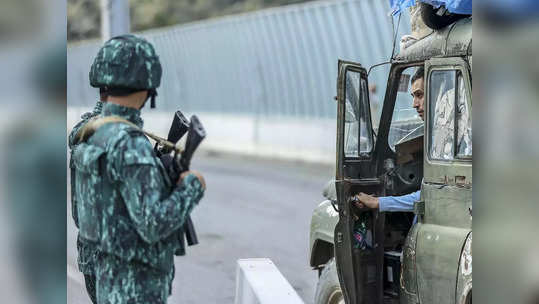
[68, 0, 314, 42]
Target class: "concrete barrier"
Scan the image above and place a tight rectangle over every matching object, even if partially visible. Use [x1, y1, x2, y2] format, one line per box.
[235, 258, 304, 304]
[67, 107, 336, 164]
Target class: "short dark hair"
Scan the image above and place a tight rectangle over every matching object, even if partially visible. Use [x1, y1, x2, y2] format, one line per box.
[411, 66, 424, 84]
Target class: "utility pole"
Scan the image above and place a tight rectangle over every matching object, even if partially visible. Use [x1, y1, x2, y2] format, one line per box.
[101, 0, 130, 42]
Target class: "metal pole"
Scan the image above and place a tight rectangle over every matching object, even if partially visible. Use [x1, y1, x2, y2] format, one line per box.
[101, 0, 130, 42]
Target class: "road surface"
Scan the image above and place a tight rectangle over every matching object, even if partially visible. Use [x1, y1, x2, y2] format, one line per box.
[67, 153, 334, 304]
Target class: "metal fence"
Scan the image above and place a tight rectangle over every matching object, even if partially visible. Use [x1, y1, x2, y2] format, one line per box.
[68, 0, 410, 119]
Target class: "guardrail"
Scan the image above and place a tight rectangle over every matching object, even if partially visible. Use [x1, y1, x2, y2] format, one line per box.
[235, 259, 304, 304]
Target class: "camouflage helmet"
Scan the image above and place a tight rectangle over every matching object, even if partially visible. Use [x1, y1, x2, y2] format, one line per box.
[89, 34, 162, 107]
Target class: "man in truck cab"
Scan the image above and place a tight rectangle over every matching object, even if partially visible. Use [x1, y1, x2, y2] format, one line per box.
[354, 66, 424, 211]
[355, 64, 472, 211]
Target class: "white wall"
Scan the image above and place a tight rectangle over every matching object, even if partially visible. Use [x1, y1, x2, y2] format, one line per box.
[67, 107, 336, 164]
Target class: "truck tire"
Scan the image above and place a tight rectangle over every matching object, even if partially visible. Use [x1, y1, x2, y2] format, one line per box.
[420, 2, 468, 30]
[314, 258, 345, 304]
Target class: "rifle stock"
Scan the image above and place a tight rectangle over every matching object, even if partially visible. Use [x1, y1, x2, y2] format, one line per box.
[155, 111, 189, 156]
[167, 111, 190, 143]
[179, 115, 206, 172]
[159, 111, 206, 250]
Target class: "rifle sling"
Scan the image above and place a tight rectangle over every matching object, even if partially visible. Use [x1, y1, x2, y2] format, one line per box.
[75, 116, 181, 153]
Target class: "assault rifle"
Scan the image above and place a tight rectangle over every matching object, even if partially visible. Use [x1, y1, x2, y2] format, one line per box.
[155, 111, 206, 250]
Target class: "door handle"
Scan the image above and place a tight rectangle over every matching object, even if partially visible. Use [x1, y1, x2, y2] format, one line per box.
[330, 199, 339, 213]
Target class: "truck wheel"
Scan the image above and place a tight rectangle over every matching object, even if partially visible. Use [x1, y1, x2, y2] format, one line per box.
[314, 258, 344, 304]
[420, 2, 468, 30]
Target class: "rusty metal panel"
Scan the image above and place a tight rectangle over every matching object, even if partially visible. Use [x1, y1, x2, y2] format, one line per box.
[415, 223, 469, 304]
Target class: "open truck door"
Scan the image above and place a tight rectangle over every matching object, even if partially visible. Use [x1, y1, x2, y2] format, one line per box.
[334, 60, 385, 304]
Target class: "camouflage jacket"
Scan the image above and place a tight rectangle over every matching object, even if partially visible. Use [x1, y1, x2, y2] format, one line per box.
[71, 103, 204, 272]
[69, 101, 104, 149]
[69, 101, 104, 227]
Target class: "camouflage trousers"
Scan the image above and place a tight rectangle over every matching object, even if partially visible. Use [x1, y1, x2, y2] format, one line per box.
[78, 235, 99, 303]
[84, 273, 98, 304]
[96, 253, 173, 304]
[77, 235, 99, 275]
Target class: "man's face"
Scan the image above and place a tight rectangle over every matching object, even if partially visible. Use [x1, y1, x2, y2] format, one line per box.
[411, 77, 425, 120]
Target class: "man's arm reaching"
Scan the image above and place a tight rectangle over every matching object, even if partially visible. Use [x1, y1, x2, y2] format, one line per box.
[378, 190, 420, 212]
[354, 190, 420, 212]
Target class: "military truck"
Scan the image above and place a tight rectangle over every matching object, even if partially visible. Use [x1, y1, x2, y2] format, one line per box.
[309, 17, 472, 304]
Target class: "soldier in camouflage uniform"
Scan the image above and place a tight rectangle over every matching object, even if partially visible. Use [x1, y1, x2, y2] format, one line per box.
[70, 34, 206, 304]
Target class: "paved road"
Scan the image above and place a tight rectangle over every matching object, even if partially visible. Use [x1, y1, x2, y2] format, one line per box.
[67, 153, 334, 304]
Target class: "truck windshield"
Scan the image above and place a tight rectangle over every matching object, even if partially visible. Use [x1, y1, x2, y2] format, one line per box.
[388, 66, 424, 151]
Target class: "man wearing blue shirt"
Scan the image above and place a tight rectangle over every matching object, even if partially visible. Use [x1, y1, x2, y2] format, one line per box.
[354, 190, 420, 212]
[354, 67, 424, 212]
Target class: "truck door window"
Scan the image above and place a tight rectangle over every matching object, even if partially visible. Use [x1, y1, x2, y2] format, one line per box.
[456, 72, 472, 158]
[388, 66, 424, 151]
[344, 70, 373, 157]
[429, 70, 472, 160]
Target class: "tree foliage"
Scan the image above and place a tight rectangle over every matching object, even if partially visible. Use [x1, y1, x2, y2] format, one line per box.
[68, 0, 314, 41]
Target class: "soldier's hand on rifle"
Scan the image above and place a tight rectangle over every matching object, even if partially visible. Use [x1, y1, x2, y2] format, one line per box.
[353, 192, 379, 209]
[179, 170, 206, 190]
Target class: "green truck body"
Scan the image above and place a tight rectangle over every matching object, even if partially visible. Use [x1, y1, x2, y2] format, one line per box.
[309, 17, 472, 304]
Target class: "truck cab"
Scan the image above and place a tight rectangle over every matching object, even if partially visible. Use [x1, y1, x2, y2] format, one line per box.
[309, 17, 472, 304]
